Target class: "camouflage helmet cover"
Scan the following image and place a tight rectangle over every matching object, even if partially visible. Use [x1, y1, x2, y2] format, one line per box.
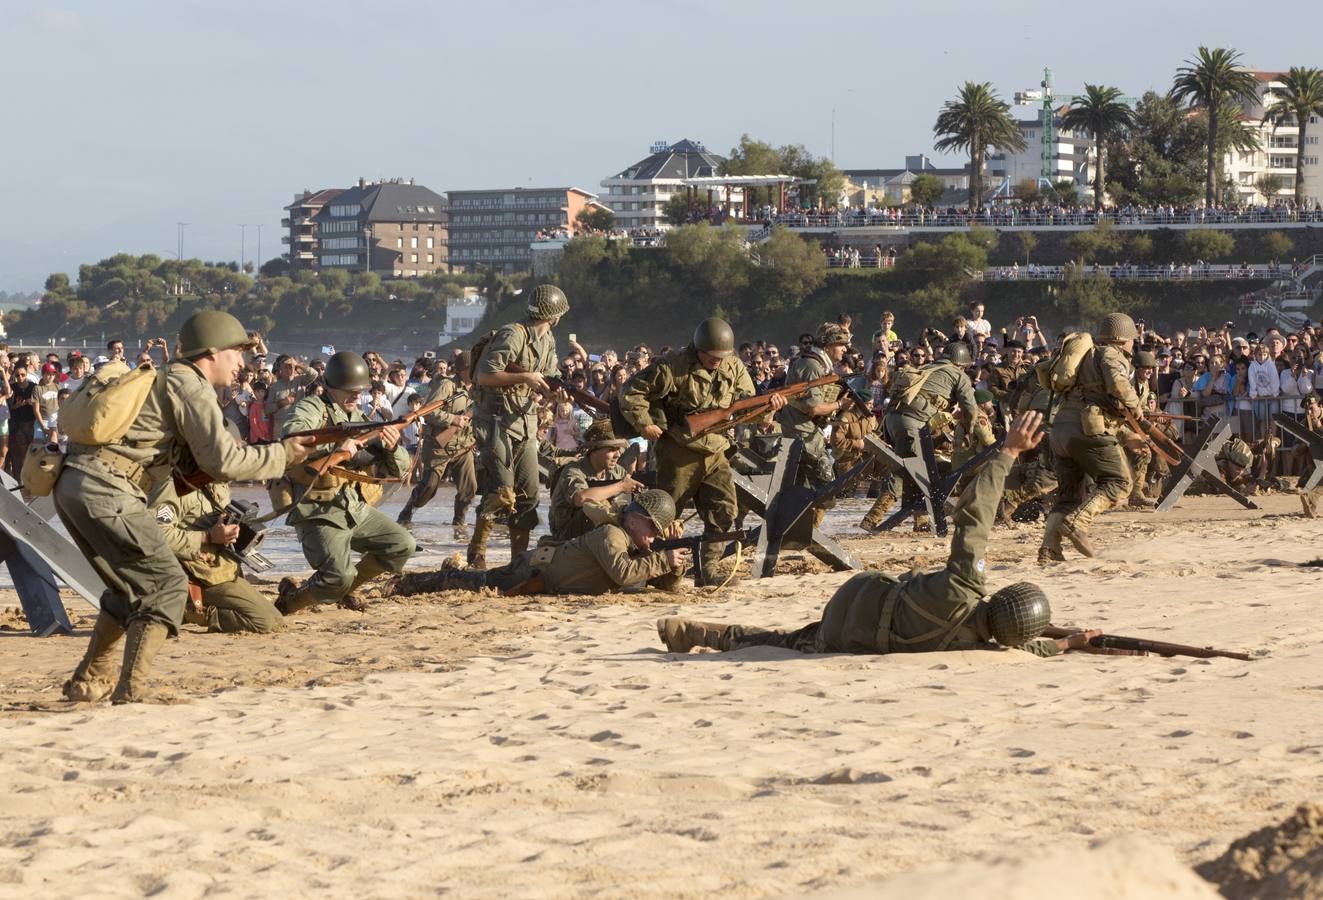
[986, 581, 1051, 647]
[692, 317, 736, 357]
[323, 351, 372, 391]
[816, 322, 850, 347]
[582, 417, 629, 452]
[626, 489, 677, 532]
[944, 341, 973, 366]
[1098, 312, 1139, 342]
[177, 310, 255, 360]
[527, 284, 570, 320]
[1218, 437, 1253, 468]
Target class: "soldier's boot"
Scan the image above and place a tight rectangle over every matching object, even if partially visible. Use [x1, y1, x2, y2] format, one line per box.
[811, 507, 827, 530]
[858, 492, 897, 532]
[1128, 493, 1157, 509]
[1038, 513, 1067, 566]
[656, 617, 732, 652]
[452, 499, 470, 542]
[108, 619, 169, 704]
[396, 501, 416, 526]
[509, 527, 532, 558]
[1061, 493, 1113, 558]
[912, 513, 932, 533]
[340, 554, 390, 611]
[62, 612, 125, 702]
[276, 577, 321, 616]
[467, 517, 494, 570]
[696, 545, 738, 588]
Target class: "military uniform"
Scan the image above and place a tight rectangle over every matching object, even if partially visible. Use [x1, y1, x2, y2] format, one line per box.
[280, 394, 415, 607]
[777, 344, 841, 494]
[874, 357, 977, 529]
[658, 452, 1059, 657]
[1042, 320, 1142, 562]
[549, 457, 629, 541]
[829, 402, 877, 492]
[999, 369, 1058, 521]
[398, 374, 476, 531]
[472, 320, 559, 557]
[617, 345, 754, 578]
[151, 480, 284, 634]
[987, 361, 1031, 405]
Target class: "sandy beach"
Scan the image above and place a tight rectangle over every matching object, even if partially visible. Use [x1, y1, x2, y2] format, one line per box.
[2, 491, 1321, 898]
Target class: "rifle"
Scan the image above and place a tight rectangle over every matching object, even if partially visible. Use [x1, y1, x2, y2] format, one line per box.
[651, 529, 758, 552]
[298, 393, 451, 489]
[504, 363, 610, 415]
[216, 499, 274, 573]
[1042, 625, 1251, 661]
[685, 374, 842, 437]
[1118, 404, 1183, 466]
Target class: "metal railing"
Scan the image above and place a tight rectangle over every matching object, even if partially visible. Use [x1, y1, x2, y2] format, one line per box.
[760, 206, 1323, 229]
[974, 263, 1285, 281]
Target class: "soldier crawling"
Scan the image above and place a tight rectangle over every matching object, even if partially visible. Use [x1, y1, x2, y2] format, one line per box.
[657, 413, 1103, 659]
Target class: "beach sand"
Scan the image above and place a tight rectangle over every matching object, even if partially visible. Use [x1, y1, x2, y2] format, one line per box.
[2, 492, 1321, 898]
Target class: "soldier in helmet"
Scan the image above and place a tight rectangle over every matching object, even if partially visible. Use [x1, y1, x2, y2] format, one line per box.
[617, 317, 784, 585]
[1122, 349, 1160, 507]
[1039, 312, 1142, 564]
[829, 375, 879, 493]
[58, 310, 317, 703]
[1187, 437, 1255, 496]
[397, 351, 476, 539]
[861, 340, 978, 532]
[548, 418, 644, 542]
[395, 489, 690, 596]
[777, 322, 851, 526]
[277, 351, 415, 614]
[468, 284, 566, 568]
[657, 412, 1101, 658]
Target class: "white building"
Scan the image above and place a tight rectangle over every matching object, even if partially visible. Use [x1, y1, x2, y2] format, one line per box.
[440, 292, 487, 345]
[600, 139, 726, 230]
[1225, 70, 1323, 207]
[988, 104, 1094, 190]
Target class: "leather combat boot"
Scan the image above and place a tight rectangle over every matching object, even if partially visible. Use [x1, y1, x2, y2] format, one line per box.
[277, 578, 321, 615]
[912, 513, 932, 533]
[1038, 512, 1067, 566]
[467, 517, 494, 570]
[396, 501, 415, 526]
[62, 612, 125, 702]
[1062, 492, 1113, 558]
[656, 617, 732, 653]
[452, 500, 470, 542]
[858, 492, 896, 532]
[109, 619, 168, 704]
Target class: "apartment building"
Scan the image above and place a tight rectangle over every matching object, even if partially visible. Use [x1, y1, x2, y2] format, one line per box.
[600, 139, 726, 230]
[987, 106, 1094, 189]
[282, 188, 343, 271]
[845, 155, 971, 205]
[313, 178, 449, 277]
[1226, 70, 1323, 206]
[446, 187, 595, 273]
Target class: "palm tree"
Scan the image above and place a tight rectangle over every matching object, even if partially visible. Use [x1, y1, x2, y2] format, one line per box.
[1261, 66, 1323, 207]
[1170, 46, 1261, 206]
[933, 81, 1027, 211]
[1061, 84, 1136, 211]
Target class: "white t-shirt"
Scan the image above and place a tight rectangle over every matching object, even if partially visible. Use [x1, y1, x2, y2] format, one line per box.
[967, 317, 992, 339]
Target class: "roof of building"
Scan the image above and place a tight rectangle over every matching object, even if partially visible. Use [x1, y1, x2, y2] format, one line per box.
[285, 188, 344, 211]
[448, 186, 595, 199]
[313, 181, 447, 223]
[845, 166, 968, 180]
[610, 139, 726, 181]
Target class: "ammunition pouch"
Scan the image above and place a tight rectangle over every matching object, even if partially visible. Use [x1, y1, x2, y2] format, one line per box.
[21, 442, 65, 497]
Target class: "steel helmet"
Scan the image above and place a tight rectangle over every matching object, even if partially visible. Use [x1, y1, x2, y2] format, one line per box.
[323, 351, 372, 392]
[692, 318, 736, 357]
[944, 341, 973, 366]
[527, 284, 570, 320]
[816, 322, 850, 347]
[1099, 312, 1139, 342]
[986, 582, 1051, 647]
[177, 310, 254, 360]
[625, 489, 677, 533]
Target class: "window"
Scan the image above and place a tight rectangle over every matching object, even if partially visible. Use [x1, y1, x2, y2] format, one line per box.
[426, 236, 433, 248]
[328, 203, 362, 217]
[426, 253, 434, 263]
[322, 237, 361, 250]
[411, 253, 418, 263]
[410, 236, 418, 248]
[396, 237, 403, 248]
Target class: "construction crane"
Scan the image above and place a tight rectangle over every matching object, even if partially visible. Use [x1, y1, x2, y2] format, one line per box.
[1013, 68, 1138, 191]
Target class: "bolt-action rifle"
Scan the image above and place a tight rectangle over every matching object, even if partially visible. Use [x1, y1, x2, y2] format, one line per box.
[1042, 625, 1252, 661]
[503, 363, 610, 415]
[685, 375, 843, 437]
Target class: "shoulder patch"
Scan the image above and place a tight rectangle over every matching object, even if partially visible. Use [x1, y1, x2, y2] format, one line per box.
[156, 505, 174, 524]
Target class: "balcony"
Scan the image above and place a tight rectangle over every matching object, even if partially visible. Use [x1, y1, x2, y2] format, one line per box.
[280, 235, 291, 244]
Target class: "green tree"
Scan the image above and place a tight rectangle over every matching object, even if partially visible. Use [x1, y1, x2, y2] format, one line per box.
[1261, 66, 1323, 207]
[1127, 233, 1154, 261]
[752, 227, 827, 309]
[1054, 269, 1121, 328]
[1061, 84, 1136, 210]
[1170, 46, 1261, 206]
[1053, 180, 1080, 206]
[1182, 228, 1235, 262]
[932, 81, 1027, 210]
[1259, 231, 1294, 261]
[909, 173, 946, 208]
[1104, 91, 1206, 206]
[663, 193, 696, 226]
[720, 135, 843, 208]
[1255, 173, 1286, 202]
[894, 233, 988, 284]
[1015, 231, 1038, 264]
[1066, 220, 1122, 263]
[575, 206, 616, 233]
[44, 272, 71, 294]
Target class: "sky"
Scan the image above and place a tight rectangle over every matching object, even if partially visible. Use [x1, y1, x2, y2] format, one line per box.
[0, 0, 1320, 293]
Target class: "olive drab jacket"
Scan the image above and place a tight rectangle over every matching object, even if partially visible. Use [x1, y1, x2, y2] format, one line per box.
[281, 394, 409, 528]
[988, 362, 1032, 402]
[617, 346, 755, 455]
[150, 479, 240, 587]
[63, 361, 288, 497]
[473, 321, 559, 437]
[777, 347, 840, 438]
[812, 453, 1059, 657]
[890, 359, 979, 430]
[418, 376, 474, 465]
[548, 458, 629, 541]
[1056, 345, 1141, 436]
[539, 523, 682, 594]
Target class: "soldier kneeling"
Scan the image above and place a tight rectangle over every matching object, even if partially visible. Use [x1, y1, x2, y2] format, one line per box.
[658, 412, 1098, 659]
[395, 489, 689, 597]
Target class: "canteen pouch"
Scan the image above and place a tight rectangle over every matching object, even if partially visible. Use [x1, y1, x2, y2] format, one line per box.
[20, 442, 65, 497]
[59, 361, 159, 445]
[1081, 405, 1107, 436]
